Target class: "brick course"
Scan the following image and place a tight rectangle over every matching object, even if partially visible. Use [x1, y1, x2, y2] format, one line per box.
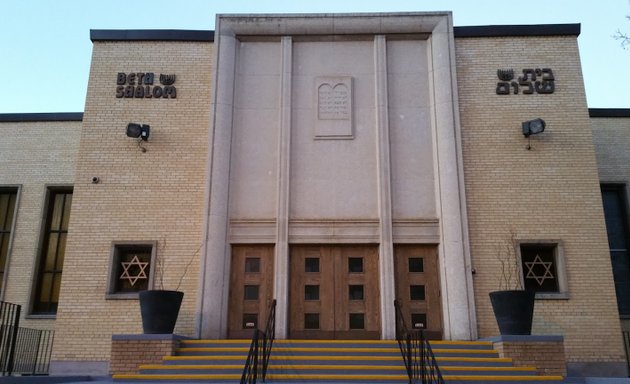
[491, 337, 567, 376]
[109, 334, 183, 375]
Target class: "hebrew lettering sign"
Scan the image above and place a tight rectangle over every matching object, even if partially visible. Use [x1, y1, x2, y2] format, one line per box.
[115, 72, 177, 99]
[496, 68, 555, 95]
[314, 76, 353, 139]
[318, 83, 350, 120]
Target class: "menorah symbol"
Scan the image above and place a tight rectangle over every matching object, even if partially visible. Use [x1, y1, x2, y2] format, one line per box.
[497, 69, 514, 81]
[159, 74, 176, 85]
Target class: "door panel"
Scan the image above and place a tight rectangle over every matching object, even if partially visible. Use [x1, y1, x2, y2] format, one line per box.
[290, 245, 380, 339]
[228, 245, 274, 339]
[394, 245, 442, 339]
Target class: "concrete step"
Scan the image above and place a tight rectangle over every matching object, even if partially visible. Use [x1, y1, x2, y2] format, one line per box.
[112, 338, 564, 383]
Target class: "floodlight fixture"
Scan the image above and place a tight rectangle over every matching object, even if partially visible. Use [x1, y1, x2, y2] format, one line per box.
[522, 118, 545, 138]
[126, 123, 150, 141]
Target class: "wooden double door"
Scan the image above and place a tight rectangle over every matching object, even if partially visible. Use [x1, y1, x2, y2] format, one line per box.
[289, 245, 380, 339]
[226, 244, 442, 340]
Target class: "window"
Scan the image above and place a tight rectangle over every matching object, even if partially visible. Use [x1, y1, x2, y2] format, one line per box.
[410, 285, 425, 301]
[518, 241, 567, 298]
[0, 188, 18, 299]
[304, 313, 320, 329]
[305, 285, 319, 300]
[245, 257, 260, 273]
[107, 242, 156, 298]
[408, 257, 424, 273]
[349, 313, 364, 329]
[243, 314, 258, 329]
[411, 313, 427, 329]
[601, 184, 630, 316]
[305, 257, 319, 273]
[348, 257, 363, 273]
[349, 285, 364, 300]
[244, 285, 259, 300]
[33, 188, 72, 314]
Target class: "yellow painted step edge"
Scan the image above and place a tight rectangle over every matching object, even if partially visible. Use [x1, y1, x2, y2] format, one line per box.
[182, 339, 493, 346]
[113, 374, 240, 380]
[177, 347, 496, 354]
[113, 373, 561, 381]
[139, 364, 536, 372]
[269, 374, 410, 380]
[139, 364, 243, 370]
[268, 374, 561, 381]
[443, 376, 563, 381]
[163, 355, 513, 363]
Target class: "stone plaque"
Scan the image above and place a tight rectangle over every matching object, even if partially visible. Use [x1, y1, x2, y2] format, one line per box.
[314, 76, 353, 139]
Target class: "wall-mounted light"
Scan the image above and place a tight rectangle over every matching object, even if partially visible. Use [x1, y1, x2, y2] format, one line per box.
[126, 123, 150, 152]
[522, 118, 545, 137]
[126, 123, 150, 141]
[522, 118, 546, 150]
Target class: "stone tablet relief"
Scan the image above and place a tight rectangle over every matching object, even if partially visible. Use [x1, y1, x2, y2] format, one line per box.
[314, 76, 353, 139]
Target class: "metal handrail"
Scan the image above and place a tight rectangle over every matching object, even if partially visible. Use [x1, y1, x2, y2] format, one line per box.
[261, 299, 276, 381]
[0, 301, 53, 376]
[240, 299, 277, 384]
[241, 329, 261, 384]
[0, 302, 20, 376]
[394, 300, 445, 384]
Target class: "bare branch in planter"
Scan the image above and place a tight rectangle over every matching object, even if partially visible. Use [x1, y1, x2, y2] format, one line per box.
[174, 242, 202, 292]
[155, 235, 200, 292]
[496, 229, 522, 291]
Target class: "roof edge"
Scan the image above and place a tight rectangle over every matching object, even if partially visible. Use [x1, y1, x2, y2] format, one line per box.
[454, 24, 580, 38]
[589, 108, 630, 118]
[0, 113, 83, 122]
[90, 29, 214, 42]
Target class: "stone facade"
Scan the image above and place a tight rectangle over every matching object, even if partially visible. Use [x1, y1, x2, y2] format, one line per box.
[0, 12, 628, 378]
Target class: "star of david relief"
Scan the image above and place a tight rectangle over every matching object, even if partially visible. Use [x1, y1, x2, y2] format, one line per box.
[119, 255, 149, 286]
[524, 254, 554, 286]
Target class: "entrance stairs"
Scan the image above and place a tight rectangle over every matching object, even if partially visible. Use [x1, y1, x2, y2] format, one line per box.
[112, 339, 564, 383]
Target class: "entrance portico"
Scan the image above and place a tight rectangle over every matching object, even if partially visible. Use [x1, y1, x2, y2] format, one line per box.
[199, 12, 476, 341]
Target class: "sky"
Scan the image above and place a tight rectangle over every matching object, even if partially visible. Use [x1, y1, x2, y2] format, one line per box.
[1, 0, 629, 113]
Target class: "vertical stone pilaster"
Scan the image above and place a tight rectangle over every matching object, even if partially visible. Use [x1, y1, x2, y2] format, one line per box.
[200, 26, 237, 339]
[374, 35, 396, 339]
[274, 36, 293, 339]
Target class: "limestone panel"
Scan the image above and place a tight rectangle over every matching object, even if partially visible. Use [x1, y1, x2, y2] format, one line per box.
[290, 40, 378, 219]
[229, 42, 280, 219]
[386, 39, 435, 219]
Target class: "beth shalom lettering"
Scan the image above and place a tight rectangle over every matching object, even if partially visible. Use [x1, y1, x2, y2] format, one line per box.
[115, 73, 177, 99]
[496, 68, 554, 95]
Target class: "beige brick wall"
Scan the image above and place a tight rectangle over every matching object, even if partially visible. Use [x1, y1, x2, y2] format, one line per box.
[0, 120, 81, 330]
[52, 41, 212, 363]
[456, 35, 625, 363]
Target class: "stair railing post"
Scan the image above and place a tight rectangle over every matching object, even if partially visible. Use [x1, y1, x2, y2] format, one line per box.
[421, 331, 427, 384]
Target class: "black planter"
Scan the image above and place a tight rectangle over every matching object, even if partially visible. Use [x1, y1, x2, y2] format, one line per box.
[489, 290, 535, 335]
[139, 290, 184, 334]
